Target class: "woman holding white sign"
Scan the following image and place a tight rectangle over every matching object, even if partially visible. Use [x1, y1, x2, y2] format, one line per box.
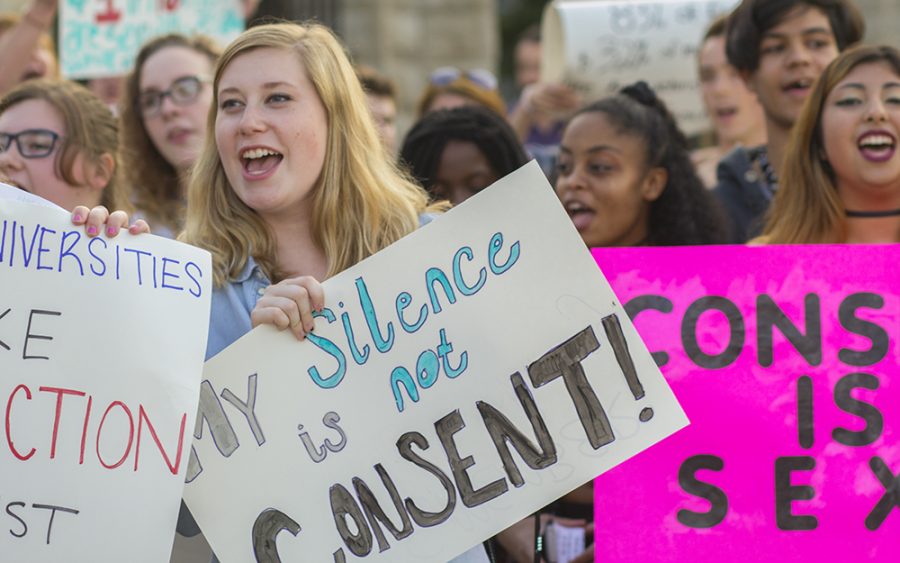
[73, 21, 499, 563]
[760, 44, 900, 244]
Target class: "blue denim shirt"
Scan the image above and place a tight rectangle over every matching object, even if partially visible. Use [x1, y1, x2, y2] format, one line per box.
[205, 257, 270, 360]
[206, 213, 437, 360]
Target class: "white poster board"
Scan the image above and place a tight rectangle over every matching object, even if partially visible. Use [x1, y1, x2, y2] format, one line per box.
[542, 0, 740, 135]
[183, 161, 689, 562]
[0, 195, 212, 562]
[60, 0, 244, 78]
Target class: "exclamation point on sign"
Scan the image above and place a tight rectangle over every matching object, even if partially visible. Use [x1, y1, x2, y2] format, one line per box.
[602, 314, 654, 422]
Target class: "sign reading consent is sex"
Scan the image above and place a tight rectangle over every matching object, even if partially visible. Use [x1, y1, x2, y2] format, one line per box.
[594, 245, 900, 561]
[0, 193, 212, 562]
[182, 162, 688, 562]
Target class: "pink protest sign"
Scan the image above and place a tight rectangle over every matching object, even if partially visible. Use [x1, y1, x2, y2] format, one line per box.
[593, 245, 899, 561]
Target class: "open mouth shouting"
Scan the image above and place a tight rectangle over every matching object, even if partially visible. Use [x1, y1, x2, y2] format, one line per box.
[564, 200, 596, 231]
[240, 146, 283, 180]
[857, 130, 897, 163]
[783, 77, 815, 99]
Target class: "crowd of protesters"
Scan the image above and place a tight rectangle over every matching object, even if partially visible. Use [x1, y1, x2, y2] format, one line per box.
[2, 0, 898, 561]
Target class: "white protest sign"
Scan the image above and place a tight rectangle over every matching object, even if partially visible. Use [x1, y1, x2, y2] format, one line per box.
[0, 197, 212, 562]
[0, 182, 63, 210]
[60, 0, 244, 79]
[541, 0, 739, 135]
[183, 161, 689, 562]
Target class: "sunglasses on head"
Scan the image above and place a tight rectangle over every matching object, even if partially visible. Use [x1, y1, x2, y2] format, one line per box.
[429, 67, 498, 91]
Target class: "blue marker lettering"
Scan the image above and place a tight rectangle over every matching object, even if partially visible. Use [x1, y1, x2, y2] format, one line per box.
[88, 237, 107, 276]
[0, 220, 7, 264]
[58, 231, 84, 275]
[452, 246, 486, 296]
[36, 227, 56, 271]
[123, 248, 151, 285]
[307, 308, 347, 389]
[425, 267, 457, 314]
[416, 350, 440, 388]
[160, 257, 183, 291]
[390, 366, 419, 412]
[354, 277, 394, 353]
[395, 292, 427, 333]
[340, 310, 370, 365]
[437, 328, 468, 378]
[185, 261, 203, 297]
[18, 223, 41, 268]
[488, 232, 520, 275]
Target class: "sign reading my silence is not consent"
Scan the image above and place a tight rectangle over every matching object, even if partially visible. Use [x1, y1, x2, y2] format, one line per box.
[0, 188, 212, 562]
[183, 161, 689, 562]
[595, 246, 900, 561]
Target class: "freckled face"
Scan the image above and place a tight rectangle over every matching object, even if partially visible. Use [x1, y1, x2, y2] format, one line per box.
[215, 47, 329, 223]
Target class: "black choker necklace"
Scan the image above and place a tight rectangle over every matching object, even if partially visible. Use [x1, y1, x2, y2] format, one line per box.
[845, 208, 900, 218]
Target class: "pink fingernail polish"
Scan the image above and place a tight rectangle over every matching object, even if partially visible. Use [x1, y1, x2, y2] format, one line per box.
[107, 227, 116, 236]
[87, 226, 98, 235]
[73, 214, 83, 222]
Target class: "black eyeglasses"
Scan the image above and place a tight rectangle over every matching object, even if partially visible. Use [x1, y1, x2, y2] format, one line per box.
[429, 67, 499, 91]
[138, 75, 209, 117]
[0, 129, 61, 159]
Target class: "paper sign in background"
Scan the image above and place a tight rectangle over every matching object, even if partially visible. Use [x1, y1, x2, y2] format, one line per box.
[541, 0, 739, 136]
[0, 197, 212, 562]
[595, 245, 900, 561]
[60, 0, 244, 78]
[183, 162, 688, 562]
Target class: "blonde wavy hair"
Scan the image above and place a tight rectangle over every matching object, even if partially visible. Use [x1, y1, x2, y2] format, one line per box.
[762, 45, 900, 243]
[181, 22, 436, 287]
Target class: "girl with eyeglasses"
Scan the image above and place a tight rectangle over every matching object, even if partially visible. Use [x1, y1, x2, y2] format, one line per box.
[0, 79, 130, 214]
[119, 33, 221, 238]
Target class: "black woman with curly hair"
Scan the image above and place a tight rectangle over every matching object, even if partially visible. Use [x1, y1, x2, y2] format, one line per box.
[556, 82, 727, 248]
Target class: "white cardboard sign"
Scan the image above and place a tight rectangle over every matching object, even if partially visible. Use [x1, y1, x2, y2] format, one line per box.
[541, 0, 740, 135]
[183, 161, 689, 562]
[0, 195, 212, 562]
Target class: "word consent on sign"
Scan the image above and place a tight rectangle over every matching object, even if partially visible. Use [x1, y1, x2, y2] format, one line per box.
[0, 192, 212, 563]
[541, 0, 739, 135]
[60, 0, 244, 78]
[183, 161, 689, 562]
[594, 245, 900, 561]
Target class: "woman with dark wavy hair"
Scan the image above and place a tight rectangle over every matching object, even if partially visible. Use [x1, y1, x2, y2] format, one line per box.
[556, 82, 726, 247]
[761, 44, 900, 244]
